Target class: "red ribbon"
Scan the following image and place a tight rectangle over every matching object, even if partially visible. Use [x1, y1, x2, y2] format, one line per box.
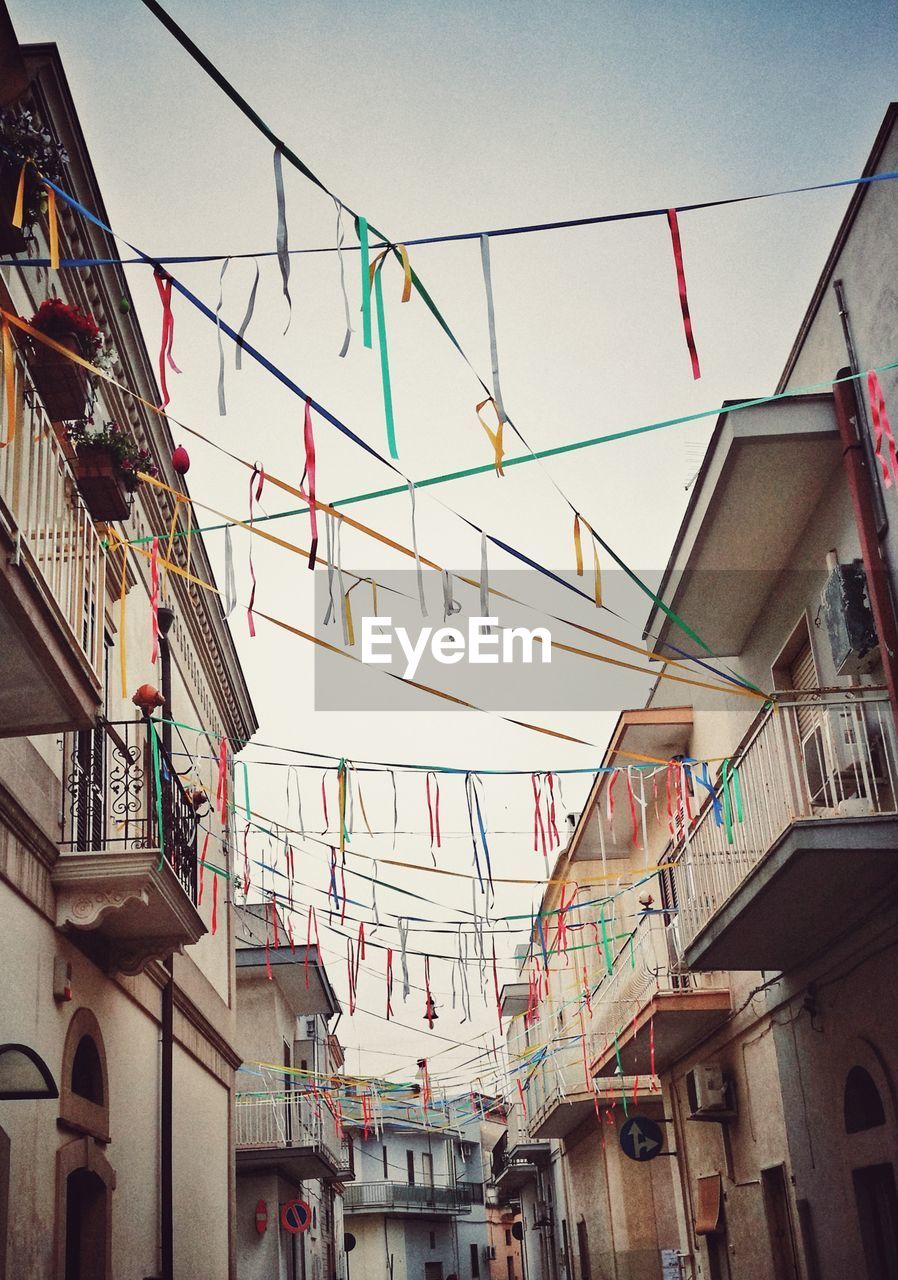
[303, 397, 319, 568]
[625, 771, 640, 848]
[516, 1078, 527, 1117]
[305, 906, 320, 988]
[246, 466, 264, 637]
[492, 939, 503, 1035]
[150, 537, 160, 664]
[216, 737, 229, 823]
[198, 831, 209, 906]
[424, 955, 435, 1028]
[531, 773, 547, 862]
[211, 873, 218, 935]
[425, 772, 441, 849]
[271, 897, 280, 948]
[868, 369, 898, 489]
[154, 270, 182, 410]
[666, 209, 701, 380]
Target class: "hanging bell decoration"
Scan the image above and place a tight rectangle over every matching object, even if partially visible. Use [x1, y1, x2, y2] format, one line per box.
[423, 994, 438, 1027]
[171, 445, 190, 475]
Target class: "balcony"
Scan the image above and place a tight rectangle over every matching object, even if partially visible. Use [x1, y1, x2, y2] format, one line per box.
[343, 1180, 474, 1216]
[590, 913, 731, 1079]
[524, 1041, 657, 1139]
[666, 690, 898, 973]
[235, 1087, 353, 1182]
[0, 346, 104, 736]
[51, 718, 205, 974]
[490, 1121, 550, 1196]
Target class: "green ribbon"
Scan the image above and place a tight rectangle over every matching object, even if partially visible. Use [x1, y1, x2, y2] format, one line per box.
[149, 721, 166, 872]
[372, 261, 398, 459]
[599, 907, 613, 975]
[721, 758, 734, 845]
[731, 762, 744, 823]
[358, 216, 372, 349]
[242, 761, 252, 822]
[612, 1034, 629, 1115]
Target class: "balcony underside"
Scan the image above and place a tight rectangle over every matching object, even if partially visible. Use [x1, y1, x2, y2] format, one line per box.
[0, 526, 100, 736]
[684, 815, 898, 973]
[236, 1144, 340, 1182]
[530, 1091, 594, 1140]
[494, 1161, 540, 1193]
[592, 989, 732, 1078]
[51, 850, 205, 975]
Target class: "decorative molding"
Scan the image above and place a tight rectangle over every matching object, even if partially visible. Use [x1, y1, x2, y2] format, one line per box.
[51, 850, 205, 977]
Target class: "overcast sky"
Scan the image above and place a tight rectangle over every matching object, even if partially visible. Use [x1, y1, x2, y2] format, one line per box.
[11, 0, 898, 1089]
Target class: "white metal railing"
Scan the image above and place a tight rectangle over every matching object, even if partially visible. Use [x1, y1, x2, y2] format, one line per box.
[0, 346, 104, 680]
[235, 1089, 350, 1170]
[586, 912, 690, 1065]
[668, 690, 898, 950]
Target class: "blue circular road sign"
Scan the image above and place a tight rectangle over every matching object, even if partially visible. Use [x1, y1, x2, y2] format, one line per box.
[281, 1199, 312, 1234]
[619, 1115, 665, 1162]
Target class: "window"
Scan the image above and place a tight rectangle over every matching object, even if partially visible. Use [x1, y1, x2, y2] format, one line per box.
[506, 1258, 514, 1280]
[407, 1150, 415, 1184]
[60, 1011, 109, 1144]
[845, 1066, 886, 1134]
[383, 1146, 389, 1178]
[470, 1243, 480, 1278]
[71, 1039, 103, 1105]
[430, 1231, 436, 1250]
[505, 1229, 512, 1246]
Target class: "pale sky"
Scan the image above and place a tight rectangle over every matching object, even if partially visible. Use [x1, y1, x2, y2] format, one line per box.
[11, 0, 898, 1088]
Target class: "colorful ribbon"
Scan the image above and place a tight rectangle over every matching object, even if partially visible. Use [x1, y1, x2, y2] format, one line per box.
[153, 270, 182, 410]
[867, 369, 898, 489]
[666, 208, 701, 380]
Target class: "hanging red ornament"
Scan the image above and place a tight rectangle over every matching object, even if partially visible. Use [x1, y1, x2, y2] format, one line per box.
[132, 683, 164, 714]
[171, 445, 190, 475]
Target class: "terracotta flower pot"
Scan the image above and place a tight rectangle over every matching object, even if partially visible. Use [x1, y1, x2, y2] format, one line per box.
[72, 447, 132, 522]
[27, 331, 90, 422]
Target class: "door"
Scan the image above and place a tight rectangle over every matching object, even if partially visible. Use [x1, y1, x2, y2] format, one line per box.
[762, 1166, 799, 1280]
[424, 1264, 443, 1280]
[853, 1164, 898, 1280]
[64, 1169, 107, 1280]
[422, 1152, 434, 1187]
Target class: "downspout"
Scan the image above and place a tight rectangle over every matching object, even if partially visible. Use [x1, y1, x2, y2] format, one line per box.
[832, 374, 898, 733]
[157, 605, 175, 1280]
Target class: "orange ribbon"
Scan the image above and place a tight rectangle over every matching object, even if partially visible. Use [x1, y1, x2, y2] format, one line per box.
[10, 163, 25, 229]
[476, 397, 505, 476]
[1, 318, 14, 448]
[46, 186, 59, 270]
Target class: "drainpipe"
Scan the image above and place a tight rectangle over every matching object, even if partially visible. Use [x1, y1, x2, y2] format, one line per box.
[832, 374, 898, 734]
[157, 605, 175, 1280]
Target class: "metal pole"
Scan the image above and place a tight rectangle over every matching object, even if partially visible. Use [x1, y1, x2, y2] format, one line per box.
[157, 605, 175, 1280]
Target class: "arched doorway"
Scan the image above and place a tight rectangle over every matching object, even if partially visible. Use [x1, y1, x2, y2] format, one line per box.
[55, 1011, 115, 1280]
[843, 1055, 898, 1280]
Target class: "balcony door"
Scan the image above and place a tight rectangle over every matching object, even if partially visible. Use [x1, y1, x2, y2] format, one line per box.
[853, 1164, 898, 1280]
[422, 1152, 434, 1188]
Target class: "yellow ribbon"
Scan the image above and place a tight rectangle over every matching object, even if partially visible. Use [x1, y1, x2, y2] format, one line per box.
[476, 397, 505, 476]
[11, 163, 25, 229]
[343, 589, 355, 647]
[574, 514, 601, 606]
[369, 243, 413, 303]
[1, 318, 14, 449]
[45, 186, 59, 270]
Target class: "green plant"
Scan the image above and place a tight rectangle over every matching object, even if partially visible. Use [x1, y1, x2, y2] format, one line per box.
[66, 419, 158, 493]
[0, 108, 68, 235]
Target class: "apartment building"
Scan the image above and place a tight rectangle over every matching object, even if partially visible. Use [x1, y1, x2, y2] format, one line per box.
[233, 905, 354, 1280]
[0, 13, 256, 1280]
[498, 101, 898, 1280]
[343, 1091, 497, 1280]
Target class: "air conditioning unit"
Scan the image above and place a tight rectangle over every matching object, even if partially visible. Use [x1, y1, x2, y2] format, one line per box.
[685, 1064, 736, 1121]
[822, 561, 878, 676]
[483, 1245, 497, 1261]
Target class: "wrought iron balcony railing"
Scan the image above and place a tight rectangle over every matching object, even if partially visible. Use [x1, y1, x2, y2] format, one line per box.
[235, 1088, 352, 1175]
[344, 1180, 474, 1214]
[0, 344, 104, 680]
[62, 718, 199, 904]
[664, 689, 898, 953]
